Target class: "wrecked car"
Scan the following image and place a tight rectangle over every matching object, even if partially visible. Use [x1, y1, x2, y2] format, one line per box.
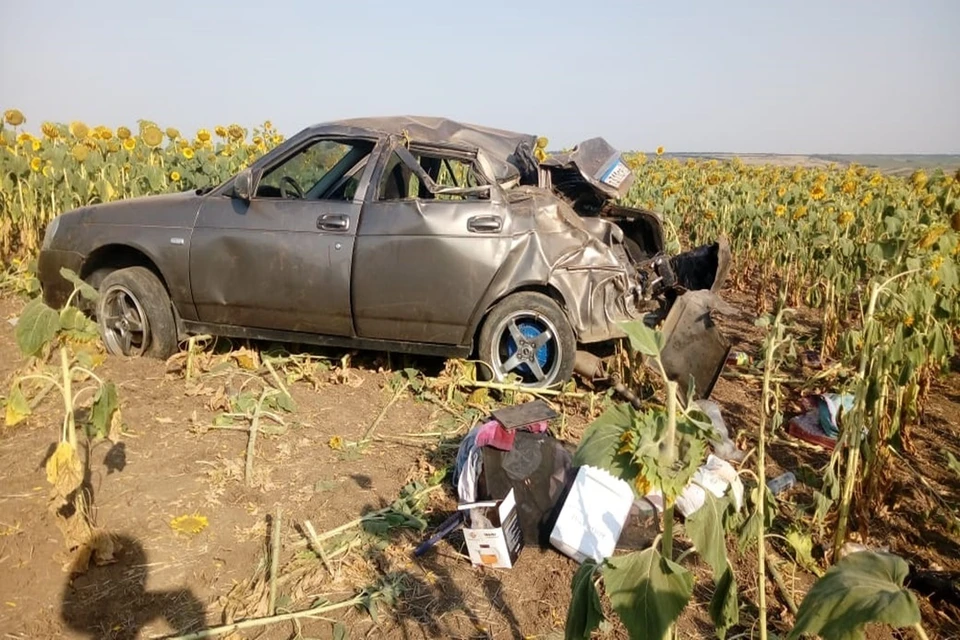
[38, 116, 731, 394]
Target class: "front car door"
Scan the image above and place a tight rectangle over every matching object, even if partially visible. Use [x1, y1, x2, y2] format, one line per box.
[352, 141, 510, 344]
[189, 135, 378, 335]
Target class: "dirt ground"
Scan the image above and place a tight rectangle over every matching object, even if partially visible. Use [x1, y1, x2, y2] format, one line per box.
[0, 287, 958, 640]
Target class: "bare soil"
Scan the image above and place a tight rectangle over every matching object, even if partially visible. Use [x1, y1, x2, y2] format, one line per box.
[0, 287, 958, 640]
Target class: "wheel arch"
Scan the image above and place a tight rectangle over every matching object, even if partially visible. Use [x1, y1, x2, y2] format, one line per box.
[80, 243, 172, 293]
[465, 281, 572, 352]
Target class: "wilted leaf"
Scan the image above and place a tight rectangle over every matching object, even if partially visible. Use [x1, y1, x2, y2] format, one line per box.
[789, 551, 921, 640]
[332, 621, 348, 640]
[89, 382, 119, 439]
[15, 298, 60, 356]
[618, 320, 663, 357]
[4, 383, 31, 427]
[59, 267, 99, 302]
[233, 348, 258, 370]
[709, 564, 739, 639]
[685, 491, 729, 577]
[565, 561, 604, 640]
[785, 528, 822, 576]
[601, 547, 693, 640]
[46, 441, 83, 498]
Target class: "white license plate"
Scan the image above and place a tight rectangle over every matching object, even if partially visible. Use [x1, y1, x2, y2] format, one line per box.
[600, 160, 631, 188]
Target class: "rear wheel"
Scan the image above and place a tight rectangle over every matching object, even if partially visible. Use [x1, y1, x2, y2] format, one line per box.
[477, 292, 576, 388]
[96, 267, 177, 359]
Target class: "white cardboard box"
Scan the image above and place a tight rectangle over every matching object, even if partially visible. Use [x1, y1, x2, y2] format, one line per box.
[458, 488, 523, 569]
[549, 465, 635, 563]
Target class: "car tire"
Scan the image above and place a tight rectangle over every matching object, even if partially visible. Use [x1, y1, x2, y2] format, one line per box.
[476, 292, 576, 388]
[96, 267, 178, 359]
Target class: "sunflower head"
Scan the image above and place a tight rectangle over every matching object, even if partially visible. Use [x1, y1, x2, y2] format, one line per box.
[214, 125, 227, 138]
[197, 129, 211, 143]
[793, 205, 808, 221]
[4, 109, 25, 126]
[117, 126, 132, 140]
[30, 157, 41, 171]
[98, 127, 113, 140]
[72, 144, 89, 162]
[775, 204, 786, 218]
[838, 210, 855, 226]
[170, 513, 209, 535]
[910, 169, 928, 191]
[142, 125, 163, 148]
[810, 184, 826, 201]
[656, 145, 664, 156]
[31, 139, 41, 152]
[68, 121, 89, 138]
[170, 170, 181, 182]
[841, 180, 856, 195]
[228, 124, 244, 141]
[182, 147, 195, 160]
[164, 127, 179, 140]
[122, 138, 136, 151]
[41, 122, 59, 140]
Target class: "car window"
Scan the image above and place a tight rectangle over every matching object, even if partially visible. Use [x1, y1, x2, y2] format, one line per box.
[377, 151, 488, 201]
[257, 139, 374, 201]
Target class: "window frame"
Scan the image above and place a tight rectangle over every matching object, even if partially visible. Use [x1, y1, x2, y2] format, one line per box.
[251, 134, 379, 203]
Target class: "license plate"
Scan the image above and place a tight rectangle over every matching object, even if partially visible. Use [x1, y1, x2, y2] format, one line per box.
[600, 159, 631, 188]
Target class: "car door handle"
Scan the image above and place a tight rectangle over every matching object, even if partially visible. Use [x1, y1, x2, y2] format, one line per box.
[317, 214, 350, 231]
[467, 215, 502, 233]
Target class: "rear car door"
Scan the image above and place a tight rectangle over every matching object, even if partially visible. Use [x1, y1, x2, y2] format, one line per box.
[352, 144, 510, 344]
[189, 136, 376, 335]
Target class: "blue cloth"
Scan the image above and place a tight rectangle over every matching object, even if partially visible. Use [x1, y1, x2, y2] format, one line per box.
[816, 393, 854, 438]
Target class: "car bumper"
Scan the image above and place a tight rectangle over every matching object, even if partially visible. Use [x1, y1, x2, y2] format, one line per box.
[38, 249, 85, 309]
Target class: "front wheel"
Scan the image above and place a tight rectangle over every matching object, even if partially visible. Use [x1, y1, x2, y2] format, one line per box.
[96, 267, 178, 359]
[476, 292, 576, 388]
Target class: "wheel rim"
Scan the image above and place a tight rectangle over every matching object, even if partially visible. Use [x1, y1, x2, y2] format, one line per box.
[100, 285, 150, 356]
[491, 310, 562, 386]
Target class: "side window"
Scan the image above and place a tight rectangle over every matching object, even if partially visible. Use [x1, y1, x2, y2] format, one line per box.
[377, 150, 488, 201]
[256, 139, 374, 201]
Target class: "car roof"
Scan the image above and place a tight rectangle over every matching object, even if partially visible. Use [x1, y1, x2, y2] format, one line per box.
[305, 115, 539, 182]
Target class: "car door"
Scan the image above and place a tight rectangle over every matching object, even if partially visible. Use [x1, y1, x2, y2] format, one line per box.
[352, 144, 510, 344]
[189, 136, 377, 335]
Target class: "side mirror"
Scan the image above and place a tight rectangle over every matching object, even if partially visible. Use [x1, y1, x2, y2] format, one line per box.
[233, 168, 260, 201]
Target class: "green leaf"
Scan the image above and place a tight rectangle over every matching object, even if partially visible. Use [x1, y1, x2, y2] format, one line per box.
[685, 491, 729, 577]
[601, 547, 693, 640]
[59, 306, 99, 341]
[15, 298, 61, 356]
[618, 320, 663, 357]
[788, 551, 921, 640]
[565, 561, 604, 640]
[709, 564, 739, 639]
[945, 450, 960, 478]
[4, 382, 32, 427]
[90, 382, 119, 439]
[59, 267, 98, 302]
[332, 621, 348, 640]
[572, 403, 639, 485]
[785, 528, 823, 576]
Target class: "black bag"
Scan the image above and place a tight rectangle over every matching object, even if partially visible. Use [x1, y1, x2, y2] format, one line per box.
[477, 431, 576, 547]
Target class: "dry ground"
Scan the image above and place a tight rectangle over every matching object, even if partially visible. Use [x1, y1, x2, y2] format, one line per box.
[0, 287, 958, 640]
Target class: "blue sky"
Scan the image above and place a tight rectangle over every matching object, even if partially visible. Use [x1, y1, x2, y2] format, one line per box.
[2, 0, 958, 154]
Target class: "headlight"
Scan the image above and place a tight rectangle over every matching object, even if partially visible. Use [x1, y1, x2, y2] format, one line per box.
[41, 216, 61, 250]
